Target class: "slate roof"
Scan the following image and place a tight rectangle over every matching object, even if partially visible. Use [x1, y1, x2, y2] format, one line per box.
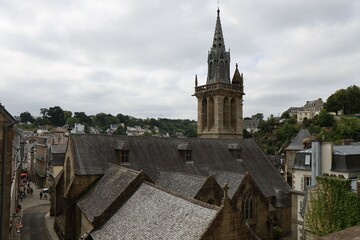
[293, 149, 312, 171]
[50, 144, 67, 166]
[332, 145, 360, 173]
[77, 164, 141, 223]
[90, 182, 219, 240]
[208, 170, 244, 199]
[285, 129, 311, 151]
[70, 134, 290, 198]
[0, 104, 15, 124]
[155, 170, 208, 198]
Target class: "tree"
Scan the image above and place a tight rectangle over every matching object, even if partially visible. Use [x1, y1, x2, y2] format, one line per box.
[74, 112, 92, 125]
[48, 106, 66, 126]
[252, 113, 264, 120]
[19, 111, 35, 124]
[315, 109, 335, 127]
[324, 85, 360, 115]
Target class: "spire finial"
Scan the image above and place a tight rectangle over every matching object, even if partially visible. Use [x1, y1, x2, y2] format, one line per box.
[217, 0, 220, 16]
[236, 63, 238, 69]
[195, 74, 198, 87]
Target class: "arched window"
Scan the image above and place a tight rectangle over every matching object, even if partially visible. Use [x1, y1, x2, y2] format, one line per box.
[201, 98, 207, 131]
[65, 157, 71, 187]
[231, 98, 237, 130]
[208, 97, 214, 129]
[241, 193, 256, 221]
[219, 61, 225, 79]
[223, 97, 230, 129]
[209, 61, 215, 80]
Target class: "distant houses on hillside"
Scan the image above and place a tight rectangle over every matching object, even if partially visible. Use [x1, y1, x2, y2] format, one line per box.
[285, 98, 324, 123]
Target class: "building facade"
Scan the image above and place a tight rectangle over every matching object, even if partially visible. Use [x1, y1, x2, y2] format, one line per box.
[0, 104, 16, 240]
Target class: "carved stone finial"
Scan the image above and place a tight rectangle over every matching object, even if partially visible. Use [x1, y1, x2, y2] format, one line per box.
[223, 183, 229, 198]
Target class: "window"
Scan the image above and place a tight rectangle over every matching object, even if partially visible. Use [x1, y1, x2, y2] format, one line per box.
[236, 150, 242, 160]
[304, 154, 311, 166]
[241, 193, 256, 222]
[116, 150, 129, 163]
[305, 177, 312, 187]
[301, 176, 312, 190]
[121, 150, 129, 163]
[185, 150, 192, 162]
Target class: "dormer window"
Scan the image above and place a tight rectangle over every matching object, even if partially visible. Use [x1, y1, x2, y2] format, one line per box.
[228, 143, 242, 161]
[115, 140, 130, 164]
[304, 154, 311, 166]
[178, 142, 193, 163]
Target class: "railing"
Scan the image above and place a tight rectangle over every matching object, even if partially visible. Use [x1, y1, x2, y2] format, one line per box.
[195, 82, 243, 93]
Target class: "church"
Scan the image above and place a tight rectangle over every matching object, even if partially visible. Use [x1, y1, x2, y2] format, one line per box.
[52, 8, 291, 240]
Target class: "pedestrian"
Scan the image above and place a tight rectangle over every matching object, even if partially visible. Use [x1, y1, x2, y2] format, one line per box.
[30, 188, 33, 197]
[40, 191, 43, 200]
[44, 193, 48, 200]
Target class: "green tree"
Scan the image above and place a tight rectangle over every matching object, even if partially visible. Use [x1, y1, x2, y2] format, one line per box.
[48, 106, 66, 126]
[324, 85, 360, 115]
[19, 111, 35, 124]
[315, 109, 335, 127]
[74, 112, 92, 125]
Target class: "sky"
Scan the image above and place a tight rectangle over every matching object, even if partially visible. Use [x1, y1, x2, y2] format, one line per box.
[0, 0, 359, 120]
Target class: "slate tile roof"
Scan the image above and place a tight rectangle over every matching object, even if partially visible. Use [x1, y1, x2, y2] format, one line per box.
[50, 144, 66, 166]
[208, 170, 244, 199]
[70, 134, 290, 198]
[90, 182, 219, 240]
[285, 129, 311, 151]
[77, 164, 141, 223]
[155, 170, 208, 198]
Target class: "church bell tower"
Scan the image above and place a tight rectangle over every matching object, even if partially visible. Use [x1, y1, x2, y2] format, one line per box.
[194, 9, 245, 139]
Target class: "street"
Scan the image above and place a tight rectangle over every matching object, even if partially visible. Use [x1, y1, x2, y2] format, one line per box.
[20, 204, 50, 240]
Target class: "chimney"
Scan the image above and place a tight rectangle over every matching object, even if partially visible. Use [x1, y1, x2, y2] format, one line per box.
[311, 140, 322, 185]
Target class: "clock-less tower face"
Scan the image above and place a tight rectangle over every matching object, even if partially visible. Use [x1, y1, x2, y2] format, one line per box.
[194, 9, 244, 139]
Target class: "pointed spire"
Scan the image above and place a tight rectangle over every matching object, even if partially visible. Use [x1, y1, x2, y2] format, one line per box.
[232, 63, 243, 85]
[212, 8, 226, 52]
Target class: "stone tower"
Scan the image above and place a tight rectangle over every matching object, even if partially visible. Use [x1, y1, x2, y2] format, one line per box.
[194, 9, 245, 139]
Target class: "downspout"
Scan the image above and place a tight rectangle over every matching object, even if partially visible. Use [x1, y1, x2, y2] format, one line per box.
[0, 121, 15, 240]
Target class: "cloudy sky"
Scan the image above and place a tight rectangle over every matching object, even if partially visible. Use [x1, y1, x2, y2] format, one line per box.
[1, 0, 359, 120]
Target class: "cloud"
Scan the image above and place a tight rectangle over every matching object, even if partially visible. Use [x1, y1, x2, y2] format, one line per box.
[0, 0, 359, 120]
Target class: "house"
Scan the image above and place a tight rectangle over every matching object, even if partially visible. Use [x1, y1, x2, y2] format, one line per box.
[48, 144, 67, 216]
[285, 98, 324, 123]
[285, 129, 312, 186]
[244, 118, 260, 134]
[291, 140, 360, 239]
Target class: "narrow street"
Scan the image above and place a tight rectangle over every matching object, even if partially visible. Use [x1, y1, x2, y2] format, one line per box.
[20, 204, 50, 240]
